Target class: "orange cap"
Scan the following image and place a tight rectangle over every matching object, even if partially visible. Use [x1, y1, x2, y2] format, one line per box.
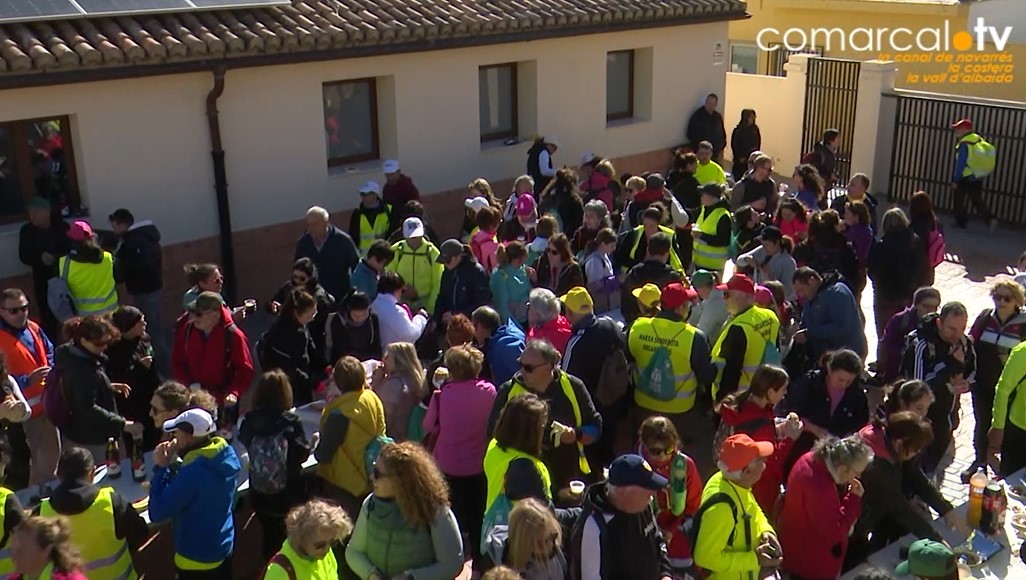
[718, 434, 775, 471]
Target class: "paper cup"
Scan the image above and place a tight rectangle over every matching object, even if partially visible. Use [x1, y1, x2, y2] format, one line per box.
[569, 480, 586, 495]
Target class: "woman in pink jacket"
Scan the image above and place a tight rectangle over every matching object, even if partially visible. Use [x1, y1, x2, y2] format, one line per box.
[423, 343, 497, 566]
[778, 435, 873, 580]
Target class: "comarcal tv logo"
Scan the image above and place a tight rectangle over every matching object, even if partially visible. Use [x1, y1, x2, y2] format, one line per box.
[758, 18, 1014, 85]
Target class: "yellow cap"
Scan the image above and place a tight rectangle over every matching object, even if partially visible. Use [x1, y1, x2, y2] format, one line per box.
[560, 286, 594, 315]
[631, 283, 662, 308]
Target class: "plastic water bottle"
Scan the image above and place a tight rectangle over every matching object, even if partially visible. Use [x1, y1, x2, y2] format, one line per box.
[967, 466, 988, 528]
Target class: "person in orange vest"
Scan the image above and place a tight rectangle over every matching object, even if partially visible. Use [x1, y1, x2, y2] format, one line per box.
[0, 288, 61, 488]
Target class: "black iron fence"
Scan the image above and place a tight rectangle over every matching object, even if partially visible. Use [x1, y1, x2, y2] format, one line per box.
[885, 92, 1026, 225]
[801, 58, 861, 189]
[766, 45, 823, 77]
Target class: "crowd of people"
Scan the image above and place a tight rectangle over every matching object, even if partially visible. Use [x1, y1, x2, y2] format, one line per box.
[0, 104, 1018, 580]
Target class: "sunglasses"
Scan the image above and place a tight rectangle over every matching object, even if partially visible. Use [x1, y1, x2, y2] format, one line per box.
[647, 446, 671, 457]
[4, 304, 29, 315]
[311, 540, 333, 551]
[520, 361, 547, 373]
[994, 294, 1014, 303]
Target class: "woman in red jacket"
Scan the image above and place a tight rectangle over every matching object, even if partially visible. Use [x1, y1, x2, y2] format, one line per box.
[635, 415, 702, 572]
[778, 435, 873, 580]
[717, 365, 801, 514]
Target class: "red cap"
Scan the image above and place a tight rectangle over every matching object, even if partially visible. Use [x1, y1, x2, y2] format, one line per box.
[951, 118, 972, 130]
[716, 274, 755, 295]
[660, 283, 698, 310]
[719, 434, 775, 472]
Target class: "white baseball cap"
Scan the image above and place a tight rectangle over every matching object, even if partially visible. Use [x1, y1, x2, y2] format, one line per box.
[403, 217, 425, 239]
[358, 181, 381, 196]
[580, 151, 596, 166]
[382, 160, 400, 174]
[544, 135, 559, 148]
[464, 196, 490, 212]
[162, 408, 216, 437]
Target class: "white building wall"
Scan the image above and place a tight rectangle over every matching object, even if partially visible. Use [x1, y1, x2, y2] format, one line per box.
[0, 22, 729, 277]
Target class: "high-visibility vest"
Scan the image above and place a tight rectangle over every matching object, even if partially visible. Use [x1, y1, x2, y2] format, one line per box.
[711, 306, 780, 400]
[41, 487, 137, 580]
[508, 372, 591, 475]
[693, 205, 730, 271]
[59, 253, 118, 316]
[262, 537, 338, 580]
[357, 205, 392, 256]
[625, 225, 684, 273]
[0, 487, 14, 577]
[482, 439, 552, 512]
[0, 322, 48, 416]
[627, 317, 700, 414]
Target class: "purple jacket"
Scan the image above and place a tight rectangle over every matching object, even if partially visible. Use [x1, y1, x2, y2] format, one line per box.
[846, 223, 874, 270]
[424, 378, 497, 476]
[880, 306, 918, 383]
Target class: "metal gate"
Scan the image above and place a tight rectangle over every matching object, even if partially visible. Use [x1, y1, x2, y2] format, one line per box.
[886, 92, 1026, 224]
[801, 58, 861, 189]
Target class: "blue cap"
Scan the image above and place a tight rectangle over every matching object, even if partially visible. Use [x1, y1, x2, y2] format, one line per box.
[608, 454, 668, 490]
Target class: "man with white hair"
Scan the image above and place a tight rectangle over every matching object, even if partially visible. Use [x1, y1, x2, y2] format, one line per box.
[692, 434, 782, 579]
[294, 205, 359, 301]
[569, 454, 674, 580]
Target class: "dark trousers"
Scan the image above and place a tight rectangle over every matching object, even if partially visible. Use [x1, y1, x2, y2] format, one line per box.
[585, 399, 627, 480]
[921, 413, 952, 476]
[954, 179, 993, 226]
[972, 384, 996, 465]
[257, 512, 286, 562]
[176, 558, 233, 579]
[446, 472, 486, 564]
[1000, 421, 1026, 478]
[873, 294, 909, 341]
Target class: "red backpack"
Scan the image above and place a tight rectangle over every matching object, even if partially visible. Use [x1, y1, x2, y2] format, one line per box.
[927, 229, 946, 268]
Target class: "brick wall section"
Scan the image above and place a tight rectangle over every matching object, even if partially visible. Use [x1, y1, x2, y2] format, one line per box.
[3, 147, 673, 327]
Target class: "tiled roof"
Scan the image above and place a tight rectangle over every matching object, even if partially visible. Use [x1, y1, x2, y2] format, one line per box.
[0, 0, 747, 77]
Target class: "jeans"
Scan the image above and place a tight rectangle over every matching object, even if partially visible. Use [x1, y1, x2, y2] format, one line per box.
[133, 290, 170, 375]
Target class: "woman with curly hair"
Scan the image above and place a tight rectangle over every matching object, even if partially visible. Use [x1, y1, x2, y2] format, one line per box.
[539, 167, 585, 236]
[8, 516, 87, 580]
[262, 499, 353, 580]
[792, 164, 827, 211]
[345, 442, 464, 580]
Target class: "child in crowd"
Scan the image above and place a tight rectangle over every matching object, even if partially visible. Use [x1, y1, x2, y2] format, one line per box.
[583, 228, 619, 313]
[732, 205, 765, 259]
[527, 215, 558, 265]
[471, 207, 502, 273]
[327, 291, 382, 364]
[775, 198, 809, 242]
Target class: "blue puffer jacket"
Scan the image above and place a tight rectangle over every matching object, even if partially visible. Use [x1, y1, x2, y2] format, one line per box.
[149, 436, 241, 568]
[434, 253, 491, 323]
[485, 323, 526, 387]
[800, 273, 867, 360]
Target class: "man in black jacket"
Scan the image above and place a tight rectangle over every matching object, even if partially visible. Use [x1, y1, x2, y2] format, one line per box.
[110, 208, 167, 371]
[687, 94, 727, 162]
[295, 206, 360, 302]
[899, 302, 976, 477]
[620, 234, 684, 325]
[569, 454, 674, 580]
[560, 287, 626, 472]
[19, 197, 69, 336]
[729, 154, 778, 214]
[806, 129, 840, 186]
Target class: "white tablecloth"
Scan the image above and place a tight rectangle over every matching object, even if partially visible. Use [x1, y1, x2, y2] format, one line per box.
[16, 401, 325, 524]
[840, 467, 1026, 579]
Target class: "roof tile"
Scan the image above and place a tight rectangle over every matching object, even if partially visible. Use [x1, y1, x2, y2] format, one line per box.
[0, 0, 745, 76]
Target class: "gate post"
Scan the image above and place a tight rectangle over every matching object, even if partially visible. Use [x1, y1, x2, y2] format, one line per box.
[782, 53, 812, 171]
[851, 60, 897, 189]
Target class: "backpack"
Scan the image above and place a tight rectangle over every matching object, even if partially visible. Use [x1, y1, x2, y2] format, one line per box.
[927, 229, 946, 268]
[636, 326, 687, 402]
[968, 137, 997, 178]
[46, 258, 76, 323]
[261, 553, 296, 580]
[595, 346, 630, 407]
[688, 492, 740, 572]
[247, 425, 291, 495]
[41, 368, 71, 428]
[480, 493, 514, 555]
[800, 150, 821, 167]
[711, 414, 774, 465]
[364, 434, 394, 478]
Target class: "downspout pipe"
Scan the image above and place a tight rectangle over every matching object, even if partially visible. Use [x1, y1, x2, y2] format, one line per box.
[205, 65, 237, 304]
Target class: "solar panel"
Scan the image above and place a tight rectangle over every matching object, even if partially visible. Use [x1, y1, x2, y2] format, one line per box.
[0, 0, 82, 22]
[188, 0, 290, 7]
[76, 0, 193, 15]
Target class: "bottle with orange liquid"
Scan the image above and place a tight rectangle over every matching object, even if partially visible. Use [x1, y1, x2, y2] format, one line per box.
[967, 466, 988, 528]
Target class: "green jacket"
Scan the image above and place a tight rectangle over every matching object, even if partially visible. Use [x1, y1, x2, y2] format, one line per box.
[345, 495, 464, 580]
[693, 472, 775, 580]
[489, 264, 531, 326]
[388, 240, 444, 314]
[992, 341, 1026, 431]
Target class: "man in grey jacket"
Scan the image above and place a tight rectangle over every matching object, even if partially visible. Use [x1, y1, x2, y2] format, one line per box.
[688, 269, 729, 345]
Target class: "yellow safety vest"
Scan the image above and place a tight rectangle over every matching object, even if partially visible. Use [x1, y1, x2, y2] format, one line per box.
[41, 487, 137, 580]
[59, 253, 118, 316]
[625, 225, 684, 273]
[482, 439, 552, 512]
[508, 372, 591, 475]
[693, 205, 730, 271]
[627, 317, 700, 414]
[357, 204, 392, 255]
[0, 487, 13, 577]
[263, 537, 338, 580]
[711, 306, 780, 400]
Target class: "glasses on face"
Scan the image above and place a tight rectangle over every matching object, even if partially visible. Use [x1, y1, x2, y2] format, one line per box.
[646, 446, 671, 457]
[3, 304, 29, 315]
[994, 293, 1014, 303]
[520, 360, 547, 373]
